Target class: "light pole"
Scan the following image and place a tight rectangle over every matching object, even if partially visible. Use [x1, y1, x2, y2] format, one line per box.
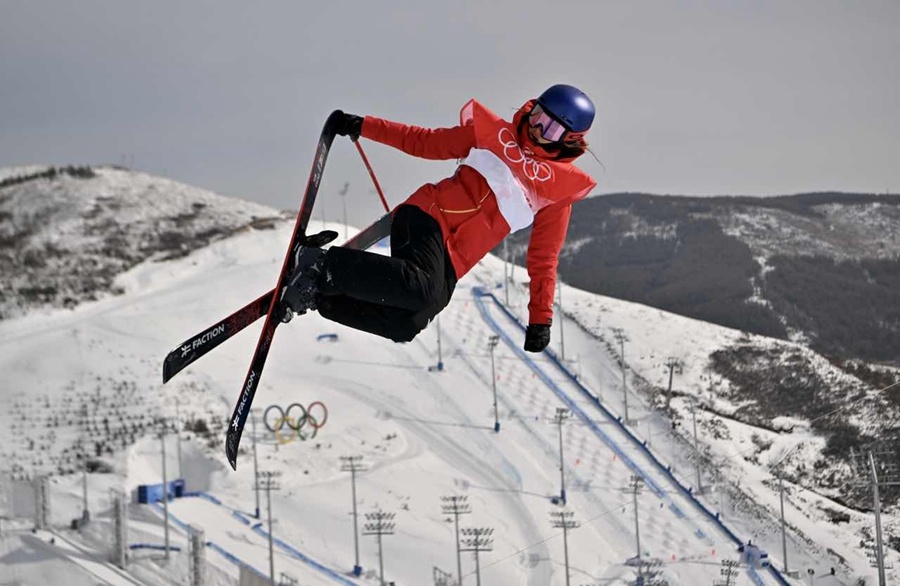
[503, 239, 510, 305]
[460, 528, 494, 586]
[849, 443, 900, 586]
[258, 471, 283, 585]
[612, 328, 630, 423]
[488, 335, 501, 432]
[557, 277, 566, 361]
[364, 510, 396, 586]
[339, 182, 350, 240]
[175, 399, 183, 480]
[159, 422, 171, 560]
[341, 456, 367, 576]
[552, 408, 569, 505]
[550, 510, 578, 586]
[868, 451, 887, 586]
[689, 397, 703, 494]
[714, 559, 740, 585]
[621, 475, 644, 565]
[778, 471, 788, 575]
[769, 441, 805, 575]
[250, 410, 261, 518]
[664, 357, 683, 409]
[80, 440, 90, 525]
[428, 315, 444, 372]
[441, 496, 471, 586]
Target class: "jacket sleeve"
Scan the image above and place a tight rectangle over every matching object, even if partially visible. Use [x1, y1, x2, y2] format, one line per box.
[361, 115, 475, 161]
[526, 200, 572, 325]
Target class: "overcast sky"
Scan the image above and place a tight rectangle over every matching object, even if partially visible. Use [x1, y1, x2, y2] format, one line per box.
[2, 1, 898, 226]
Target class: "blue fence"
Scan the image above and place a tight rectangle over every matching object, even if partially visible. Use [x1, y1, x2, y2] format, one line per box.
[136, 479, 185, 504]
[472, 287, 791, 586]
[147, 493, 358, 585]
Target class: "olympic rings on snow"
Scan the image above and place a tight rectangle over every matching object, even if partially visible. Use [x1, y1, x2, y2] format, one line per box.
[263, 402, 329, 444]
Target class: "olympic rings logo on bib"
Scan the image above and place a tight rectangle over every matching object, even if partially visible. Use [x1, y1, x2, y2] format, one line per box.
[498, 128, 552, 182]
[264, 402, 328, 444]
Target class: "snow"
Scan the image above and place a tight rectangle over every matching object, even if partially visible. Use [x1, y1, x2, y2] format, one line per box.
[1, 188, 892, 584]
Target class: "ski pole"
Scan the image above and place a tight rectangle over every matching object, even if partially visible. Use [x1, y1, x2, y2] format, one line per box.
[354, 140, 390, 213]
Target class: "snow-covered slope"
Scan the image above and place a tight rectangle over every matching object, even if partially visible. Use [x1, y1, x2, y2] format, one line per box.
[1, 170, 892, 585]
[0, 165, 280, 320]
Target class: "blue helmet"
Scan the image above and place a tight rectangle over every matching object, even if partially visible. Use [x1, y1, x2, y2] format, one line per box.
[536, 84, 595, 134]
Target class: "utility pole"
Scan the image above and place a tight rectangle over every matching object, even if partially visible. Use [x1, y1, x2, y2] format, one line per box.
[552, 408, 569, 505]
[159, 421, 171, 561]
[258, 471, 283, 585]
[339, 182, 350, 240]
[612, 328, 630, 423]
[363, 510, 396, 586]
[341, 456, 367, 576]
[550, 510, 578, 586]
[251, 410, 261, 519]
[441, 496, 471, 586]
[460, 527, 494, 586]
[689, 397, 703, 494]
[557, 277, 565, 361]
[488, 335, 501, 432]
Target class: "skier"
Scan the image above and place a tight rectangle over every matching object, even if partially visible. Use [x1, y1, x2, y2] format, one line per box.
[281, 84, 597, 353]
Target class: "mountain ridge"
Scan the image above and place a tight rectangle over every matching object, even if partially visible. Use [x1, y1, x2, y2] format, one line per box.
[0, 165, 282, 320]
[505, 190, 900, 365]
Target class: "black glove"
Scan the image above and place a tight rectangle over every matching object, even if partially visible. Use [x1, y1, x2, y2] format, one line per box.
[523, 323, 551, 353]
[334, 110, 364, 140]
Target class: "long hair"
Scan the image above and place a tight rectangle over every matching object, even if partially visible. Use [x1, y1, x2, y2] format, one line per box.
[513, 100, 589, 162]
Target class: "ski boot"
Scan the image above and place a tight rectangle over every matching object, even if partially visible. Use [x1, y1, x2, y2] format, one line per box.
[279, 230, 338, 323]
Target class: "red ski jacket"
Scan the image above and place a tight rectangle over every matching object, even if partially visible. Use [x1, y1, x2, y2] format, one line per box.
[360, 99, 596, 325]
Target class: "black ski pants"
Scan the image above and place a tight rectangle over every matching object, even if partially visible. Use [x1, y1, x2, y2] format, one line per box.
[316, 205, 457, 343]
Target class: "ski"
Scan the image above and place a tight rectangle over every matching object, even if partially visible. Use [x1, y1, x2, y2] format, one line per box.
[161, 212, 392, 384]
[225, 111, 344, 470]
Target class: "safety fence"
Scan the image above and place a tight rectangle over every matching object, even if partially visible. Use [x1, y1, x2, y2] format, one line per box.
[472, 286, 789, 586]
[148, 493, 357, 585]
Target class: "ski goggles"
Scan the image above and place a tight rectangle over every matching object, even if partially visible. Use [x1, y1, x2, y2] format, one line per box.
[529, 105, 570, 143]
